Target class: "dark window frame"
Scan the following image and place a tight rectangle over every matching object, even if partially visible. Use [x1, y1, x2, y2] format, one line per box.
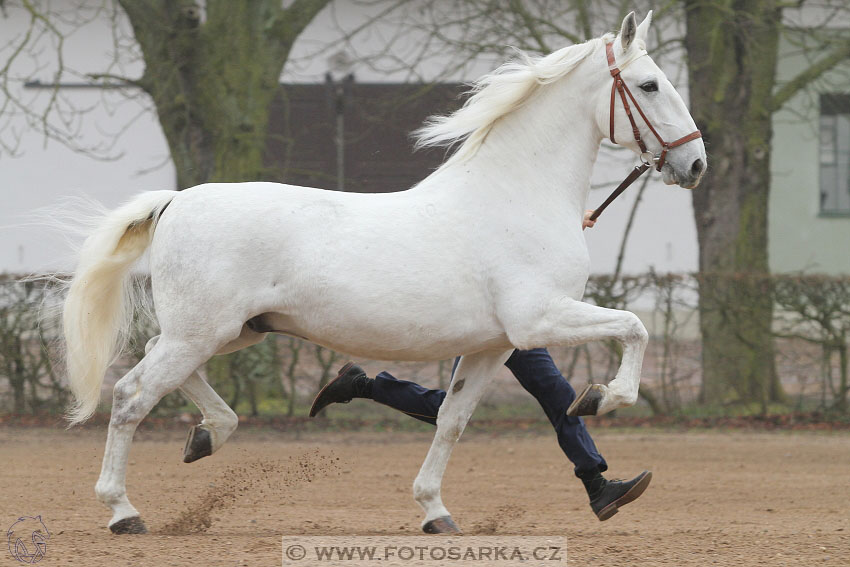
[819, 93, 850, 217]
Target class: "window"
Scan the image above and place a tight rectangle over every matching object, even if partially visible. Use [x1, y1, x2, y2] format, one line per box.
[819, 94, 850, 215]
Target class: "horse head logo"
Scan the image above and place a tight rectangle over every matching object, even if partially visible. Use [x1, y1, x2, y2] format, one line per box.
[7, 516, 50, 564]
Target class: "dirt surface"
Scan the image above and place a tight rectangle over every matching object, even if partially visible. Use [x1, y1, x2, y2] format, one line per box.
[1, 427, 847, 566]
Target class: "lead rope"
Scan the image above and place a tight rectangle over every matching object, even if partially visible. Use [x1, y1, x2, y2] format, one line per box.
[588, 163, 650, 222]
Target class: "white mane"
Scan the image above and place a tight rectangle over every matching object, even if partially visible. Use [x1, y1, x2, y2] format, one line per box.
[414, 32, 647, 165]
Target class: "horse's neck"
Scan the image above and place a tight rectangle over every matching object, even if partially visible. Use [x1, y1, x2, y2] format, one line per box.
[431, 67, 603, 217]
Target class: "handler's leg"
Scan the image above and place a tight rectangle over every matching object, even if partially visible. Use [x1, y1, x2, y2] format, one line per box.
[310, 355, 650, 521]
[505, 297, 649, 416]
[505, 348, 607, 474]
[505, 348, 651, 520]
[310, 362, 445, 423]
[317, 352, 606, 474]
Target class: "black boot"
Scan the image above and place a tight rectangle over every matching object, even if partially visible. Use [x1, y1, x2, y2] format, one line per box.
[309, 362, 374, 417]
[578, 468, 652, 521]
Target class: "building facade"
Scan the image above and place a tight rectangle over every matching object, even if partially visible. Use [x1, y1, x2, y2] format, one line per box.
[769, 35, 850, 275]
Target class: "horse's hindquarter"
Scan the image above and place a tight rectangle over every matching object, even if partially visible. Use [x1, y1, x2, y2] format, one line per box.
[149, 183, 509, 359]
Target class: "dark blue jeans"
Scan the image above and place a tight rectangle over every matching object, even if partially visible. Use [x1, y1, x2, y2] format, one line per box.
[372, 348, 607, 476]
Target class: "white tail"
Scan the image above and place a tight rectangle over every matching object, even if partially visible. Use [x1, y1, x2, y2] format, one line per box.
[62, 191, 177, 424]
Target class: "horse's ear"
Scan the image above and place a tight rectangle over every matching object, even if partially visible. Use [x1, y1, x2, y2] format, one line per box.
[636, 10, 652, 45]
[619, 11, 637, 52]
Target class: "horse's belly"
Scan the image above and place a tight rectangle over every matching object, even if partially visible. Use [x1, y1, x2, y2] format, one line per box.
[257, 300, 510, 361]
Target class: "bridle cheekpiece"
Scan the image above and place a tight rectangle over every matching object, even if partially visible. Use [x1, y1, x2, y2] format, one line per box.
[590, 42, 702, 221]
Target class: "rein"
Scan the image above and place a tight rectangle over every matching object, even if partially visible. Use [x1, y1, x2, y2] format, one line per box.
[589, 42, 701, 221]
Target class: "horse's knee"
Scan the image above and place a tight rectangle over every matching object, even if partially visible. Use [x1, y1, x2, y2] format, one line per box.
[624, 313, 649, 344]
[436, 418, 464, 443]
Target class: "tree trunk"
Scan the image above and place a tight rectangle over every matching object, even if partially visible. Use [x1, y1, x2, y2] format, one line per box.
[10, 336, 27, 413]
[118, 0, 330, 188]
[835, 341, 848, 413]
[285, 339, 300, 417]
[684, 1, 785, 409]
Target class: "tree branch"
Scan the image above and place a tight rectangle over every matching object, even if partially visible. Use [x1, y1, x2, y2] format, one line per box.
[571, 0, 593, 41]
[275, 0, 332, 43]
[508, 0, 551, 53]
[613, 173, 652, 281]
[87, 72, 142, 88]
[771, 39, 850, 111]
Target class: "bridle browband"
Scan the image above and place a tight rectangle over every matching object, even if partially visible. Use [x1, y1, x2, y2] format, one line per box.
[589, 42, 702, 221]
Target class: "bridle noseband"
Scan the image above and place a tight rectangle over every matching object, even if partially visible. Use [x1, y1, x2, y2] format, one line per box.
[590, 42, 702, 221]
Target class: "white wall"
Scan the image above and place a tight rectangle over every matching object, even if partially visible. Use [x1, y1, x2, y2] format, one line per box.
[0, 1, 699, 275]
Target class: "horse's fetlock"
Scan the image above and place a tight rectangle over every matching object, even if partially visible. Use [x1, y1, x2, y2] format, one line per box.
[413, 478, 438, 503]
[220, 407, 238, 433]
[95, 480, 123, 505]
[204, 408, 238, 450]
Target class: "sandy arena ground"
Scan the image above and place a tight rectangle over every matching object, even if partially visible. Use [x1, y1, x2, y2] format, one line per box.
[1, 427, 848, 566]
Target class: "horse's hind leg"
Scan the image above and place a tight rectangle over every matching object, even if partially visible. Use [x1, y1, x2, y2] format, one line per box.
[95, 336, 217, 533]
[145, 327, 264, 463]
[180, 373, 239, 463]
[413, 349, 512, 534]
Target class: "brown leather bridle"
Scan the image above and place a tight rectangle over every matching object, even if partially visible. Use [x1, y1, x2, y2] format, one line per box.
[589, 42, 702, 221]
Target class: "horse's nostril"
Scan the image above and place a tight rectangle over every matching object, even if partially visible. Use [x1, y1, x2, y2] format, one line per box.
[691, 158, 704, 177]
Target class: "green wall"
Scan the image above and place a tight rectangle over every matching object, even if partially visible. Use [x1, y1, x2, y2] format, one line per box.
[769, 34, 850, 275]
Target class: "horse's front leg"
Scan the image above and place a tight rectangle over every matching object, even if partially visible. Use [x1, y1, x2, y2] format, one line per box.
[413, 349, 513, 534]
[508, 297, 649, 417]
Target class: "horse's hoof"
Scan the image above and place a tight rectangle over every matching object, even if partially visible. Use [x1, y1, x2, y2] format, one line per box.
[183, 425, 213, 463]
[109, 516, 148, 534]
[422, 516, 461, 534]
[567, 384, 604, 417]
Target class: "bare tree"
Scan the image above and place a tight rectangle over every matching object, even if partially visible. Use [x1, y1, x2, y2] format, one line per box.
[0, 277, 66, 413]
[685, 1, 850, 408]
[1, 0, 331, 187]
[773, 275, 850, 412]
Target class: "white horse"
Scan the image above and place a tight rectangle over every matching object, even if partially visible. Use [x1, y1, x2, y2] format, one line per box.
[61, 11, 705, 534]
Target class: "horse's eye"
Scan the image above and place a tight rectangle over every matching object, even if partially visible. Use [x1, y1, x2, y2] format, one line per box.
[639, 81, 658, 93]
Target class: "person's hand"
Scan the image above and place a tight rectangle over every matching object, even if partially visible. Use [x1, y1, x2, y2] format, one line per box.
[582, 210, 596, 230]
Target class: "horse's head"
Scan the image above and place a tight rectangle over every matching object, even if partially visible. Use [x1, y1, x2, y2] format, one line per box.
[597, 11, 707, 189]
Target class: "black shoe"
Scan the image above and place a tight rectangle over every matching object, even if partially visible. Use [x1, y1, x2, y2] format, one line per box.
[309, 362, 373, 417]
[589, 470, 652, 521]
